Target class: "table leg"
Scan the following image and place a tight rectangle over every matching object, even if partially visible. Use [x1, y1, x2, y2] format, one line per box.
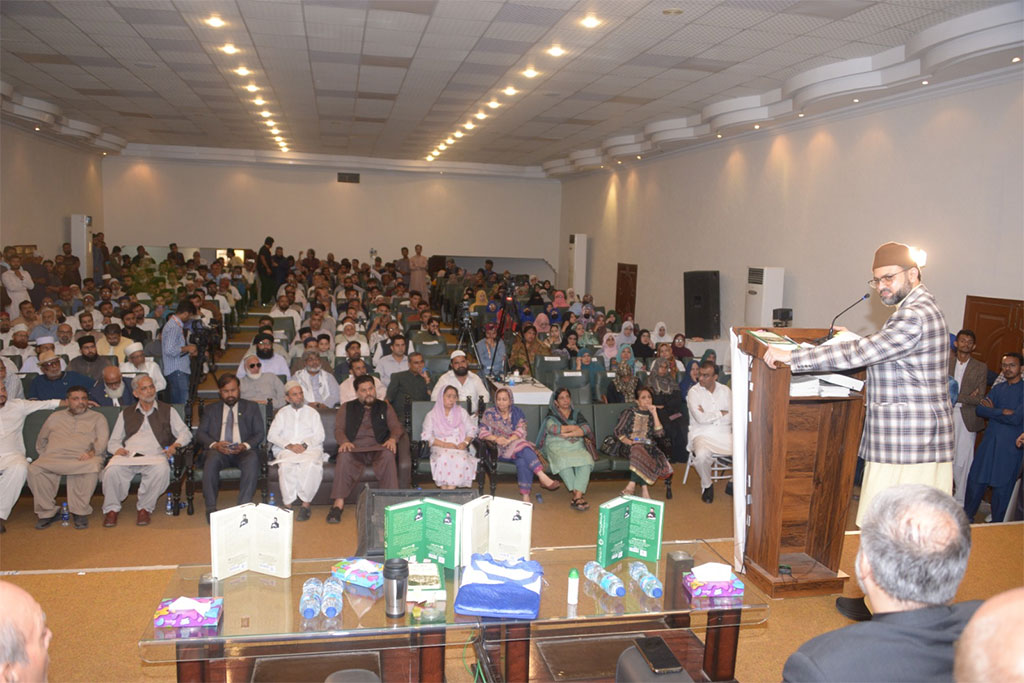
[702, 608, 741, 681]
[416, 628, 446, 682]
[503, 623, 530, 682]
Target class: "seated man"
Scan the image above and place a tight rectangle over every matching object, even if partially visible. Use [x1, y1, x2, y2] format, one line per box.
[267, 382, 326, 521]
[21, 337, 66, 374]
[386, 352, 431, 425]
[269, 294, 302, 331]
[292, 350, 340, 410]
[430, 350, 489, 413]
[196, 374, 266, 521]
[239, 353, 287, 409]
[54, 323, 80, 360]
[29, 307, 59, 342]
[328, 375, 404, 523]
[1, 358, 23, 400]
[119, 310, 147, 344]
[783, 485, 978, 682]
[67, 335, 116, 384]
[954, 587, 1024, 681]
[338, 358, 386, 404]
[28, 351, 93, 400]
[686, 360, 732, 504]
[411, 317, 446, 356]
[96, 323, 131, 363]
[89, 366, 137, 408]
[335, 319, 370, 357]
[333, 340, 364, 383]
[375, 334, 409, 388]
[288, 336, 320, 374]
[101, 375, 191, 528]
[28, 385, 109, 530]
[236, 332, 290, 379]
[119, 342, 167, 392]
[0, 385, 64, 533]
[2, 324, 33, 363]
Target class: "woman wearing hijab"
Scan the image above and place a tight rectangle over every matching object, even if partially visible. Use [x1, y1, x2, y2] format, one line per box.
[672, 334, 694, 360]
[600, 332, 619, 369]
[479, 387, 561, 501]
[544, 303, 562, 326]
[613, 386, 674, 499]
[648, 358, 688, 464]
[537, 388, 597, 511]
[559, 311, 578, 337]
[508, 324, 550, 376]
[578, 321, 599, 348]
[652, 322, 673, 346]
[604, 310, 621, 333]
[576, 349, 605, 402]
[615, 320, 637, 348]
[551, 290, 568, 309]
[566, 288, 582, 316]
[632, 329, 656, 362]
[606, 345, 641, 403]
[421, 385, 478, 489]
[559, 330, 580, 359]
[533, 312, 552, 335]
[679, 359, 700, 400]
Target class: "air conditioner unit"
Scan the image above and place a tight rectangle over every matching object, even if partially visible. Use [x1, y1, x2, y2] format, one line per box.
[567, 234, 589, 294]
[745, 267, 784, 327]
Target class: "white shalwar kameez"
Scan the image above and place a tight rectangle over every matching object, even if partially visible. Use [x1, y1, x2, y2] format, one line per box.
[268, 403, 326, 505]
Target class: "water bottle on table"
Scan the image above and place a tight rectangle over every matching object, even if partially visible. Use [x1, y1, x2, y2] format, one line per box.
[628, 561, 663, 598]
[583, 561, 625, 597]
[300, 578, 323, 619]
[321, 577, 344, 618]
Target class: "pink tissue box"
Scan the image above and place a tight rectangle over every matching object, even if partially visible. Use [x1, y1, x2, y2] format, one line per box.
[332, 557, 384, 590]
[153, 597, 224, 628]
[683, 572, 745, 599]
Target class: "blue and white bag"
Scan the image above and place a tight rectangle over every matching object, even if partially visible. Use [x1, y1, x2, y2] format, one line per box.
[454, 553, 544, 619]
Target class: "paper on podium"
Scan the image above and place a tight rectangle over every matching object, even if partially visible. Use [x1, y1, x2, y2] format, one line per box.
[210, 503, 293, 580]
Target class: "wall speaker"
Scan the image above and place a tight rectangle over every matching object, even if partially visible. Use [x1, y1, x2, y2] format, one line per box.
[683, 271, 720, 339]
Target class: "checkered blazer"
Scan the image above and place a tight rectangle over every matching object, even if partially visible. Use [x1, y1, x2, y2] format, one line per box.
[790, 285, 954, 465]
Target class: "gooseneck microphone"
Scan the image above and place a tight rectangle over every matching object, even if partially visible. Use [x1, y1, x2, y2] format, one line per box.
[826, 293, 870, 340]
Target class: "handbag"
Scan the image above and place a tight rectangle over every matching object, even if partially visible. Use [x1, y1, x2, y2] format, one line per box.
[454, 553, 544, 619]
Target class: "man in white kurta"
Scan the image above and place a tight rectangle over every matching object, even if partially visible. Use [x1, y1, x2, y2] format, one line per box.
[267, 381, 326, 521]
[292, 351, 340, 409]
[0, 385, 62, 532]
[119, 342, 167, 392]
[686, 361, 732, 503]
[430, 350, 489, 414]
[102, 375, 192, 526]
[1, 255, 33, 317]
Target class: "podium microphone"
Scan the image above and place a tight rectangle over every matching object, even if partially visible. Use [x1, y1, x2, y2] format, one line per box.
[824, 293, 870, 341]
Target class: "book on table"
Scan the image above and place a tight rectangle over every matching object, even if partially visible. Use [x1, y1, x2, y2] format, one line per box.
[210, 503, 293, 580]
[460, 495, 533, 566]
[407, 561, 447, 602]
[596, 496, 665, 566]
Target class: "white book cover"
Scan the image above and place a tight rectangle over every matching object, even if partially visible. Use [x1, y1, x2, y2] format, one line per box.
[461, 496, 533, 566]
[210, 503, 293, 580]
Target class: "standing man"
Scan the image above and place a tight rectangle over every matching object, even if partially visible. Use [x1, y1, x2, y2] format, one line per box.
[1, 254, 34, 317]
[763, 242, 953, 622]
[949, 329, 988, 504]
[963, 352, 1023, 523]
[267, 382, 326, 521]
[257, 237, 276, 305]
[28, 385, 109, 529]
[196, 374, 266, 521]
[686, 360, 733, 504]
[161, 300, 198, 405]
[0, 385, 63, 533]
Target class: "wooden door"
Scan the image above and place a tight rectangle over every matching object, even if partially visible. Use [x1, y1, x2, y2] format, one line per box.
[615, 263, 638, 318]
[963, 296, 1024, 375]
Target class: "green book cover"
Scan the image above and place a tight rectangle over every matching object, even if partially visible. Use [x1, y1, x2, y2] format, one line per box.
[384, 498, 462, 569]
[596, 496, 664, 566]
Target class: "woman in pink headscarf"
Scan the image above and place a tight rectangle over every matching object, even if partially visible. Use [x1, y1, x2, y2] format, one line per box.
[421, 385, 478, 489]
[533, 313, 551, 335]
[600, 332, 619, 368]
[551, 290, 568, 309]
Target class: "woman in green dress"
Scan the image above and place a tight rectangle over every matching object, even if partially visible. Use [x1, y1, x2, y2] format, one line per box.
[536, 387, 598, 511]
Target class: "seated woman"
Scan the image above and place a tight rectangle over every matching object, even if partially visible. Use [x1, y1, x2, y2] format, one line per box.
[604, 310, 621, 334]
[613, 386, 674, 498]
[648, 358, 688, 464]
[578, 320, 599, 348]
[533, 312, 552, 337]
[652, 322, 673, 346]
[537, 388, 598, 511]
[576, 350, 605, 403]
[615, 320, 636, 347]
[632, 329, 656, 362]
[656, 342, 685, 373]
[479, 387, 561, 502]
[421, 385, 479, 490]
[508, 324, 550, 376]
[470, 289, 489, 313]
[672, 333, 694, 360]
[560, 330, 581, 359]
[599, 332, 619, 369]
[606, 346, 640, 404]
[591, 312, 607, 341]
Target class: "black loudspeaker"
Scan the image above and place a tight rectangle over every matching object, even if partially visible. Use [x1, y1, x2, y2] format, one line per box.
[426, 255, 446, 275]
[683, 271, 720, 339]
[355, 485, 479, 558]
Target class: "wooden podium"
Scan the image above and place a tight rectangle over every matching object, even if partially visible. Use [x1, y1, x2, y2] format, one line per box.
[735, 328, 866, 598]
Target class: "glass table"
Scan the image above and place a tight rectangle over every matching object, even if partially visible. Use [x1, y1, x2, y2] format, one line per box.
[140, 540, 768, 682]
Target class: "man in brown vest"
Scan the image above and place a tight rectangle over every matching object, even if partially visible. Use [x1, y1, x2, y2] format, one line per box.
[101, 375, 191, 527]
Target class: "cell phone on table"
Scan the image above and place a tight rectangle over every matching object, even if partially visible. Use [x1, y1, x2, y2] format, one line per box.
[633, 636, 683, 674]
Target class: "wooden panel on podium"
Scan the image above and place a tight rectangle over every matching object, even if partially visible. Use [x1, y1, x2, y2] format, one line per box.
[735, 328, 866, 598]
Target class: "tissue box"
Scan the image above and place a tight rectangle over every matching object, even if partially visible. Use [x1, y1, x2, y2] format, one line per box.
[153, 597, 224, 628]
[683, 572, 745, 600]
[332, 557, 384, 590]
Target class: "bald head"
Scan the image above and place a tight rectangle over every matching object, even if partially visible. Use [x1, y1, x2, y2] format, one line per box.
[101, 365, 123, 388]
[0, 581, 51, 682]
[955, 587, 1024, 682]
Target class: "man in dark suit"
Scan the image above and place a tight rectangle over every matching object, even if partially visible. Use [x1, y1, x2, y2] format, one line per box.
[948, 329, 988, 505]
[196, 374, 266, 521]
[88, 366, 137, 407]
[385, 352, 430, 426]
[783, 485, 979, 682]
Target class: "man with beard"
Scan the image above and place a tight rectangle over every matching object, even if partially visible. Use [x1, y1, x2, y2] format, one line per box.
[269, 294, 301, 332]
[763, 242, 953, 622]
[196, 374, 265, 521]
[55, 323, 80, 360]
[74, 308, 97, 339]
[328, 375, 405, 523]
[119, 310, 147, 344]
[68, 335, 116, 384]
[1, 254, 34, 317]
[333, 340, 365, 383]
[28, 351, 93, 400]
[386, 352, 431, 426]
[0, 312, 12, 348]
[28, 385, 109, 529]
[2, 324, 33, 363]
[160, 300, 198, 405]
[337, 358, 386, 404]
[97, 323, 131, 363]
[238, 353, 286, 409]
[236, 332, 289, 378]
[292, 350, 340, 410]
[89, 366, 137, 408]
[102, 375, 191, 527]
[119, 342, 166, 392]
[0, 384, 64, 533]
[21, 337, 66, 374]
[1, 358, 23, 399]
[267, 382, 325, 521]
[29, 306, 59, 341]
[411, 317, 446, 356]
[430, 350, 489, 412]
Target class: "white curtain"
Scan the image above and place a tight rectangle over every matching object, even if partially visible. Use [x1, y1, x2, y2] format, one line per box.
[729, 329, 751, 572]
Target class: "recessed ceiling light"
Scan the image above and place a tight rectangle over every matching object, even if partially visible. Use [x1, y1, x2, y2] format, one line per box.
[475, 112, 487, 120]
[274, 136, 283, 142]
[797, 113, 804, 117]
[278, 141, 287, 147]
[1013, 56, 1022, 63]
[426, 155, 434, 161]
[547, 46, 565, 57]
[921, 79, 929, 85]
[260, 110, 272, 117]
[438, 143, 447, 150]
[581, 15, 601, 29]
[502, 86, 518, 96]
[234, 66, 250, 76]
[617, 160, 622, 164]
[753, 124, 760, 129]
[445, 137, 454, 144]
[34, 126, 40, 131]
[270, 128, 280, 134]
[662, 8, 684, 15]
[454, 131, 464, 138]
[464, 121, 475, 129]
[265, 120, 276, 127]
[852, 98, 860, 103]
[245, 84, 259, 92]
[280, 147, 289, 152]
[636, 155, 642, 160]
[221, 44, 238, 54]
[487, 100, 500, 109]
[716, 133, 722, 138]
[253, 97, 265, 105]
[205, 16, 225, 28]
[432, 148, 440, 155]
[102, 152, 107, 156]
[522, 68, 539, 78]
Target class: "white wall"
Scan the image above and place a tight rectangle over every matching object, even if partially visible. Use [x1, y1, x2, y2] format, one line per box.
[0, 123, 104, 255]
[102, 157, 562, 268]
[558, 78, 1024, 337]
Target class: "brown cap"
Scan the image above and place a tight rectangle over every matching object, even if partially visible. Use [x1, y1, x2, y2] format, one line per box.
[872, 242, 916, 270]
[38, 350, 60, 365]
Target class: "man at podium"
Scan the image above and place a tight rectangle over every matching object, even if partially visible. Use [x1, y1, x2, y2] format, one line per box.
[763, 241, 954, 622]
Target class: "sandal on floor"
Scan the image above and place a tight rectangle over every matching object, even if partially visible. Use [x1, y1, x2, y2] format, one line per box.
[570, 497, 589, 511]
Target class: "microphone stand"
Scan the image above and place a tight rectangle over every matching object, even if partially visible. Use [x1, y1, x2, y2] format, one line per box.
[813, 294, 870, 345]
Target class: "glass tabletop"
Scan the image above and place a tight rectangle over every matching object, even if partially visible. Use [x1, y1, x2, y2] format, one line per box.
[139, 540, 768, 663]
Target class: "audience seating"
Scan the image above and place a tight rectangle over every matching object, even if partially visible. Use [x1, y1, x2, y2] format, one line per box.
[532, 354, 568, 388]
[552, 369, 591, 405]
[408, 399, 486, 495]
[271, 316, 296, 341]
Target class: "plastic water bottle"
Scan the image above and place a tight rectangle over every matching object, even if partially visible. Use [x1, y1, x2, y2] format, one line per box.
[321, 577, 344, 618]
[165, 493, 174, 515]
[60, 502, 70, 527]
[628, 561, 663, 599]
[300, 578, 323, 619]
[268, 492, 276, 507]
[583, 561, 625, 597]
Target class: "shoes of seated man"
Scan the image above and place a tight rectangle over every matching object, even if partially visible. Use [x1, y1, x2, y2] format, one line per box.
[0, 520, 6, 534]
[326, 506, 343, 524]
[73, 514, 89, 530]
[296, 506, 312, 522]
[701, 485, 714, 503]
[103, 511, 118, 527]
[137, 509, 151, 526]
[35, 513, 61, 530]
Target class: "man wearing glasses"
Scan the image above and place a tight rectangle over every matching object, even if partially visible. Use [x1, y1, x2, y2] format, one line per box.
[763, 242, 953, 622]
[238, 353, 286, 411]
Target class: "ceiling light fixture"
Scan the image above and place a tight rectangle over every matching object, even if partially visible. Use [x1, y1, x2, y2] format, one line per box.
[475, 112, 487, 120]
[636, 155, 642, 159]
[270, 128, 280, 134]
[445, 137, 454, 144]
[265, 120, 276, 127]
[260, 111, 271, 117]
[274, 136, 283, 142]
[464, 121, 475, 129]
[522, 68, 538, 78]
[716, 133, 722, 138]
[234, 66, 251, 76]
[426, 155, 434, 161]
[454, 131, 464, 138]
[852, 98, 860, 103]
[547, 46, 565, 57]
[753, 124, 760, 129]
[221, 44, 238, 54]
[245, 84, 259, 92]
[432, 148, 440, 155]
[662, 8, 684, 16]
[439, 144, 447, 150]
[34, 126, 40, 131]
[280, 147, 289, 152]
[487, 100, 500, 109]
[205, 16, 226, 28]
[502, 86, 518, 96]
[921, 79, 929, 85]
[581, 15, 601, 29]
[1013, 57, 1022, 63]
[102, 152, 107, 156]
[617, 160, 622, 164]
[253, 97, 265, 105]
[797, 113, 804, 117]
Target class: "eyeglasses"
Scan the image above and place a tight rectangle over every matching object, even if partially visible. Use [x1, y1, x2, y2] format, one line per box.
[868, 267, 911, 289]
[247, 362, 262, 369]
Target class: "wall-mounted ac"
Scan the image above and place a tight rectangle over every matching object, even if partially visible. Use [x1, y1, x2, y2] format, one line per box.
[745, 267, 784, 327]
[567, 234, 589, 294]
